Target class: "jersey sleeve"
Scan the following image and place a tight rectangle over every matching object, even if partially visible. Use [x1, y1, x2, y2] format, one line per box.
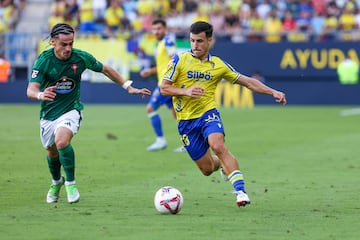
[221, 59, 240, 83]
[163, 54, 180, 82]
[29, 52, 48, 83]
[77, 49, 103, 72]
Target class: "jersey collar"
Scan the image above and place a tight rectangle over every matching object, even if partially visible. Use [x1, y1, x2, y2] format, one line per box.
[189, 49, 213, 63]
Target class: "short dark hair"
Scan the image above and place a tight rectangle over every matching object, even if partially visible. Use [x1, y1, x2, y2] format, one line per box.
[190, 21, 213, 38]
[152, 19, 166, 27]
[50, 23, 75, 38]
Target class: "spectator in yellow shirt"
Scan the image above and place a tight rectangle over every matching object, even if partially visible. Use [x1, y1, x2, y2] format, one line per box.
[323, 12, 338, 41]
[339, 6, 356, 41]
[104, 0, 125, 38]
[78, 0, 96, 34]
[247, 10, 265, 41]
[264, 11, 283, 42]
[2, 0, 19, 32]
[137, 0, 153, 15]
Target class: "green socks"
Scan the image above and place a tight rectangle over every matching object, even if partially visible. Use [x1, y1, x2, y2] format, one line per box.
[58, 144, 75, 182]
[47, 155, 61, 181]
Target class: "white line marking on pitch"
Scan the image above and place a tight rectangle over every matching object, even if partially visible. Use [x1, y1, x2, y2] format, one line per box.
[340, 108, 360, 116]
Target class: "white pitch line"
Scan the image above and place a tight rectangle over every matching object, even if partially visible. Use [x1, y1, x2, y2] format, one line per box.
[340, 108, 360, 116]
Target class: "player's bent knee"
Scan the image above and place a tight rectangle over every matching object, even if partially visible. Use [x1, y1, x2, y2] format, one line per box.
[210, 141, 225, 151]
[210, 143, 226, 156]
[200, 168, 213, 176]
[55, 139, 70, 149]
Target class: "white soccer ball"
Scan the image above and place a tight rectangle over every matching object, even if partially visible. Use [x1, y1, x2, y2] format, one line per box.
[154, 186, 184, 214]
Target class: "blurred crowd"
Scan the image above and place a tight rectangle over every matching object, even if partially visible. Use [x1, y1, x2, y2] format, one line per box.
[3, 0, 360, 42]
[46, 0, 360, 42]
[0, 0, 26, 33]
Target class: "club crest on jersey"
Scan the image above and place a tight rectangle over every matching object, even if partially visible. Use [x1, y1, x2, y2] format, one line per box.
[55, 76, 75, 94]
[71, 64, 79, 74]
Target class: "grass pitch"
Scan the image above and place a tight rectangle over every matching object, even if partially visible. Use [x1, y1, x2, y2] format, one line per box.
[0, 104, 359, 240]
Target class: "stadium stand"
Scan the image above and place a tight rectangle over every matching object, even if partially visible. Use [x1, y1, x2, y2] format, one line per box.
[1, 0, 52, 79]
[2, 0, 360, 81]
[31, 0, 360, 42]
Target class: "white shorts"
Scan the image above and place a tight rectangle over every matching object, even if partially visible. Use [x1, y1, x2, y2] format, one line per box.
[40, 110, 82, 148]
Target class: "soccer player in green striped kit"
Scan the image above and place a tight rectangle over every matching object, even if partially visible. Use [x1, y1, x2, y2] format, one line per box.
[27, 23, 151, 203]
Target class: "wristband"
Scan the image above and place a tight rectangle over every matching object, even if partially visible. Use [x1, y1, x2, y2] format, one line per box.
[122, 80, 133, 90]
[37, 92, 44, 100]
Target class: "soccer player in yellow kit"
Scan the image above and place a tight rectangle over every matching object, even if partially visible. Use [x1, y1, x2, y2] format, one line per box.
[140, 19, 184, 152]
[161, 21, 286, 207]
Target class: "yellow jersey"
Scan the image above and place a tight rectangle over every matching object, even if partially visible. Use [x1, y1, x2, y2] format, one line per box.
[163, 51, 240, 120]
[155, 33, 176, 86]
[105, 6, 124, 27]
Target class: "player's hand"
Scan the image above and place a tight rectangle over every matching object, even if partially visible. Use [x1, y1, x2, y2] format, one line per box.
[186, 86, 205, 98]
[273, 91, 286, 105]
[140, 69, 151, 78]
[41, 86, 57, 101]
[127, 86, 151, 98]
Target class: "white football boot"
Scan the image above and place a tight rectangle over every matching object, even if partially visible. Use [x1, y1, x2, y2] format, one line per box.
[234, 190, 251, 207]
[147, 138, 167, 151]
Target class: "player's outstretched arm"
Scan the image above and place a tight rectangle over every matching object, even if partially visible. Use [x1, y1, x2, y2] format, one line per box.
[126, 85, 152, 96]
[235, 74, 286, 105]
[102, 65, 151, 97]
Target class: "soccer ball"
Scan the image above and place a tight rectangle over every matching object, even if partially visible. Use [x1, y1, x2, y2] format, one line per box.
[154, 186, 184, 214]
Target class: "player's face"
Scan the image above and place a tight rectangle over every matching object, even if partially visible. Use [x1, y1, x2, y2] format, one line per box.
[151, 23, 166, 41]
[190, 32, 212, 60]
[52, 33, 74, 60]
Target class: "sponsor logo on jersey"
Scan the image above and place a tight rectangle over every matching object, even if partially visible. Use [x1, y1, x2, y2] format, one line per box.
[55, 76, 76, 94]
[187, 71, 212, 81]
[31, 70, 39, 78]
[204, 113, 221, 123]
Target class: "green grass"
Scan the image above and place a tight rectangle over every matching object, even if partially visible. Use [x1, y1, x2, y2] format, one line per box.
[1, 104, 359, 240]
